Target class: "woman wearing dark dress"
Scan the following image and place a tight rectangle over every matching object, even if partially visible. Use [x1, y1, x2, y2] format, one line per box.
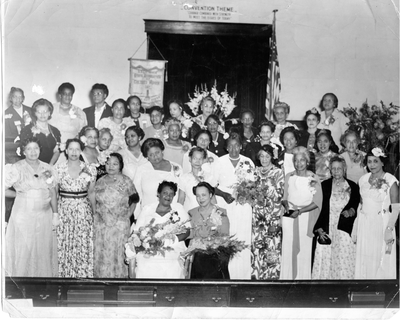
[243, 120, 282, 167]
[189, 182, 230, 279]
[298, 108, 339, 153]
[205, 114, 228, 157]
[230, 109, 258, 153]
[20, 99, 61, 165]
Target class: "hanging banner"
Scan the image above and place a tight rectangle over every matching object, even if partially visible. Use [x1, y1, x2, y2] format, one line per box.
[129, 59, 166, 109]
[179, 1, 239, 22]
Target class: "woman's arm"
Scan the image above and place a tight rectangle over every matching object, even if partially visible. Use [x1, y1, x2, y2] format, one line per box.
[178, 189, 185, 205]
[176, 229, 190, 242]
[5, 189, 16, 198]
[49, 150, 60, 166]
[50, 186, 60, 227]
[214, 187, 234, 204]
[88, 181, 96, 213]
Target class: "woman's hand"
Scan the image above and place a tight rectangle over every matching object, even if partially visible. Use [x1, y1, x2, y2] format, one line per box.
[317, 228, 328, 241]
[341, 208, 355, 218]
[290, 209, 301, 219]
[384, 227, 394, 244]
[52, 212, 61, 229]
[281, 200, 289, 212]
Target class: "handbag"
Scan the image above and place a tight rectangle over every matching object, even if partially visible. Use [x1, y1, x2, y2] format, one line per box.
[317, 234, 331, 245]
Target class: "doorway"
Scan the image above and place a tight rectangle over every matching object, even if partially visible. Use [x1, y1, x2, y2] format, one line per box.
[145, 20, 272, 126]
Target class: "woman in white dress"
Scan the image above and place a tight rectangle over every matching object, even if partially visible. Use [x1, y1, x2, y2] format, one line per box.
[178, 146, 215, 212]
[98, 99, 135, 152]
[182, 129, 220, 175]
[118, 126, 148, 181]
[280, 146, 322, 280]
[353, 147, 399, 279]
[133, 181, 190, 278]
[134, 138, 182, 219]
[214, 133, 254, 279]
[277, 126, 302, 176]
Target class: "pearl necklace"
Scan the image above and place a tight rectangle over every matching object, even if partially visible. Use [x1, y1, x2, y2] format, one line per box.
[229, 155, 240, 161]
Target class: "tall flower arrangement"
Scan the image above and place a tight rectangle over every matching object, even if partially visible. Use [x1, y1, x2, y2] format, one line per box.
[186, 80, 238, 122]
[342, 101, 399, 152]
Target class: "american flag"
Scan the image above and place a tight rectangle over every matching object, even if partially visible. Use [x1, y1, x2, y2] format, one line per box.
[266, 11, 281, 120]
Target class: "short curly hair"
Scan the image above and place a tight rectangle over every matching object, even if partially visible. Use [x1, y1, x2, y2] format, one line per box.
[279, 126, 300, 145]
[157, 180, 178, 195]
[31, 99, 54, 122]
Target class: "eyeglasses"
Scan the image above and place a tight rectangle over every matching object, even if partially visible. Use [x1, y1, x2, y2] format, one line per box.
[36, 110, 50, 115]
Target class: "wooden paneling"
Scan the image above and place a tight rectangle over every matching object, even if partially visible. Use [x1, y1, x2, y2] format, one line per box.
[144, 20, 271, 37]
[4, 278, 399, 308]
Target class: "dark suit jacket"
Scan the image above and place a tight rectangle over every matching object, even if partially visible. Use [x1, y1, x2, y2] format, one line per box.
[208, 132, 228, 157]
[314, 178, 360, 236]
[83, 103, 113, 128]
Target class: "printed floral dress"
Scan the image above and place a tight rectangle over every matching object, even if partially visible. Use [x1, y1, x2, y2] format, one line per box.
[312, 182, 356, 279]
[251, 166, 284, 280]
[94, 174, 135, 278]
[54, 161, 97, 278]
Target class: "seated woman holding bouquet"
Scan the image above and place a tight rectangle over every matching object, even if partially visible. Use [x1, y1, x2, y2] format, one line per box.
[182, 129, 220, 175]
[243, 120, 282, 167]
[315, 130, 338, 181]
[280, 146, 322, 280]
[339, 130, 367, 183]
[251, 145, 284, 280]
[98, 99, 135, 152]
[128, 181, 190, 279]
[133, 138, 182, 217]
[312, 156, 360, 280]
[298, 108, 339, 153]
[186, 182, 230, 279]
[178, 146, 216, 212]
[205, 114, 228, 157]
[162, 118, 192, 167]
[94, 153, 139, 278]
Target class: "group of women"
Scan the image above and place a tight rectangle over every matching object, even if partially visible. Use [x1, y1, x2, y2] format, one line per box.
[4, 86, 399, 281]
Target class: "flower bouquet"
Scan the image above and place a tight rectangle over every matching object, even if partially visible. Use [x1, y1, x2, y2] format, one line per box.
[180, 235, 247, 262]
[125, 213, 190, 258]
[342, 101, 399, 152]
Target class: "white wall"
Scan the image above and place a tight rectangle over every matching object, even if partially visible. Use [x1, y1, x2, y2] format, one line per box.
[3, 0, 399, 120]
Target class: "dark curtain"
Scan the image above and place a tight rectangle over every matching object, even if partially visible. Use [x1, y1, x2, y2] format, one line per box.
[147, 33, 269, 127]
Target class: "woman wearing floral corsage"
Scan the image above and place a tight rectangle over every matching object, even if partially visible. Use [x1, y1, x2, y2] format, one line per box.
[251, 145, 284, 280]
[243, 120, 282, 167]
[20, 98, 61, 165]
[205, 114, 228, 157]
[280, 147, 322, 280]
[214, 133, 254, 279]
[178, 146, 216, 212]
[339, 130, 367, 183]
[94, 153, 139, 278]
[182, 182, 230, 279]
[5, 137, 58, 277]
[315, 130, 338, 181]
[312, 156, 360, 280]
[54, 138, 97, 278]
[98, 98, 135, 152]
[317, 93, 349, 147]
[134, 138, 183, 217]
[162, 118, 192, 167]
[353, 147, 399, 279]
[127, 181, 190, 279]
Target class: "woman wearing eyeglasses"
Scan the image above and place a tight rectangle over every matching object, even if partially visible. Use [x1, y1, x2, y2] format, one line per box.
[20, 99, 61, 165]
